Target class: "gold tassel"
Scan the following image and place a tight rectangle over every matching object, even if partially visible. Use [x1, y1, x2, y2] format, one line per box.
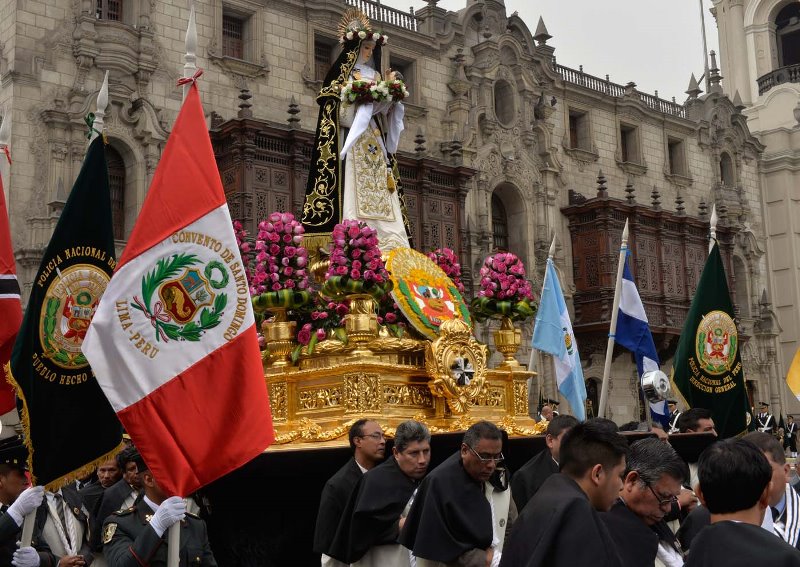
[386, 168, 396, 192]
[4, 362, 126, 491]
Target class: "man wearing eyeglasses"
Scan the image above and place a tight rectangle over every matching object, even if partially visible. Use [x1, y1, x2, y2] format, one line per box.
[400, 420, 514, 567]
[601, 438, 688, 567]
[314, 419, 386, 567]
[328, 420, 431, 566]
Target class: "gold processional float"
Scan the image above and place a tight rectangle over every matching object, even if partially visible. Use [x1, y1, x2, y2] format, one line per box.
[247, 8, 543, 448]
[241, 215, 546, 450]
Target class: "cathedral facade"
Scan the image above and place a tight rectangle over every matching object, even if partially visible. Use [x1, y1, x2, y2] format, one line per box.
[0, 0, 790, 422]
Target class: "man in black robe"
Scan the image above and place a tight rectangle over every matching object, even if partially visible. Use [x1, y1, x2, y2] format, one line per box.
[686, 438, 800, 565]
[601, 438, 688, 566]
[328, 420, 430, 566]
[511, 415, 577, 511]
[499, 421, 629, 567]
[400, 421, 516, 567]
[314, 419, 386, 566]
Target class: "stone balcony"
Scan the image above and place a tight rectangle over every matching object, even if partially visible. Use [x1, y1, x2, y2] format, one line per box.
[757, 63, 800, 95]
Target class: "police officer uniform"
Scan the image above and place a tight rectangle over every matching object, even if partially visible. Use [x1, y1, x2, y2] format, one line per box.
[102, 494, 216, 567]
[667, 401, 681, 434]
[757, 402, 775, 433]
[0, 436, 57, 566]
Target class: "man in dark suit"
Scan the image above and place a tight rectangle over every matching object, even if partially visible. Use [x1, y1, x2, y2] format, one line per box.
[314, 419, 386, 567]
[102, 457, 216, 566]
[685, 438, 800, 565]
[511, 415, 578, 511]
[499, 421, 629, 567]
[601, 438, 688, 566]
[0, 436, 56, 567]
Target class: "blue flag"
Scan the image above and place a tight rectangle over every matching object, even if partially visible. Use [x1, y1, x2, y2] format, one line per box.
[616, 256, 669, 427]
[532, 259, 586, 421]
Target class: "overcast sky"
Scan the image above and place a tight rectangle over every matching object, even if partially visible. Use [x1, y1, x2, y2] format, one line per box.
[380, 0, 720, 102]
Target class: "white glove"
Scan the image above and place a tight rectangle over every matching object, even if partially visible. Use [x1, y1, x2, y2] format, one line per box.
[12, 547, 40, 567]
[7, 486, 44, 526]
[149, 496, 186, 537]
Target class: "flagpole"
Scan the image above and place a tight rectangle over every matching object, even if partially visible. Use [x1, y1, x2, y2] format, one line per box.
[709, 204, 717, 253]
[167, 6, 197, 564]
[183, 3, 197, 104]
[598, 219, 629, 419]
[91, 71, 109, 143]
[543, 234, 556, 414]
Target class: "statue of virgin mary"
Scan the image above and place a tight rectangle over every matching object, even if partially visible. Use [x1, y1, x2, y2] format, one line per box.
[301, 10, 413, 257]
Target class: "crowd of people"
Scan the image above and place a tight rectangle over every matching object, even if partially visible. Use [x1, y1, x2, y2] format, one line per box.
[315, 412, 800, 567]
[0, 436, 216, 567]
[2, 406, 800, 566]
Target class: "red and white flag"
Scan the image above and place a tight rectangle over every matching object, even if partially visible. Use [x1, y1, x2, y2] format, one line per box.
[82, 83, 274, 496]
[0, 172, 21, 415]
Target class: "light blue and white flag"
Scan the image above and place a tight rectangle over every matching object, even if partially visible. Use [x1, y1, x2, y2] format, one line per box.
[615, 256, 669, 427]
[532, 258, 586, 420]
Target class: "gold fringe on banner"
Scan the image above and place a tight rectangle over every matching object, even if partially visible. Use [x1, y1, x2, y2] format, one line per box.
[3, 361, 125, 491]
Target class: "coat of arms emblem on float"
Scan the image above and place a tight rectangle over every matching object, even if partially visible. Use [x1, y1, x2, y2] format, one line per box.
[695, 309, 738, 375]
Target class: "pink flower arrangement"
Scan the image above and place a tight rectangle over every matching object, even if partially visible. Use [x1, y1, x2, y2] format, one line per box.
[250, 212, 309, 296]
[478, 252, 534, 302]
[324, 220, 392, 298]
[471, 252, 536, 322]
[427, 248, 465, 295]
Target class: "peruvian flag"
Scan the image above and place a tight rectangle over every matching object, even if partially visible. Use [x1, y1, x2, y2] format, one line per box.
[0, 169, 21, 415]
[82, 82, 274, 496]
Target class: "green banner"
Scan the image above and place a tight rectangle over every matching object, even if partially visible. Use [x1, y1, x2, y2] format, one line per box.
[6, 137, 122, 489]
[671, 241, 749, 438]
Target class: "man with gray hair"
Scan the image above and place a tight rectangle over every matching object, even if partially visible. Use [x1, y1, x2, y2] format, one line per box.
[601, 437, 688, 566]
[328, 420, 431, 566]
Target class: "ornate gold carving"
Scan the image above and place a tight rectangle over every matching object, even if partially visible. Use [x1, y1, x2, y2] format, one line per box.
[474, 386, 504, 407]
[344, 372, 382, 413]
[493, 316, 522, 368]
[344, 294, 379, 343]
[426, 317, 488, 414]
[268, 381, 288, 422]
[384, 384, 433, 408]
[513, 381, 529, 416]
[497, 415, 548, 436]
[298, 386, 343, 411]
[274, 418, 357, 444]
[263, 308, 297, 368]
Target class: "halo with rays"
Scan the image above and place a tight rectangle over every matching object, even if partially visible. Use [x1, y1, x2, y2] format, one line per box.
[337, 8, 371, 37]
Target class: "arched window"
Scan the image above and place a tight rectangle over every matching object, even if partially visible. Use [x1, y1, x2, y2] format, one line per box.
[585, 378, 599, 419]
[776, 3, 800, 67]
[107, 146, 126, 240]
[491, 194, 508, 251]
[494, 80, 516, 127]
[720, 152, 735, 185]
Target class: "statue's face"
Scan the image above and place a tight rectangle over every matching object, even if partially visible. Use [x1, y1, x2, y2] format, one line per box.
[359, 41, 375, 64]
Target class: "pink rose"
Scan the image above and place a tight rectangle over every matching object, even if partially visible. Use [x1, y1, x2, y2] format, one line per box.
[316, 328, 327, 341]
[350, 269, 361, 280]
[297, 327, 311, 345]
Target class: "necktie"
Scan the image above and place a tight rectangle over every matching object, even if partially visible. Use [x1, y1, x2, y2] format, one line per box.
[772, 506, 783, 523]
[54, 493, 72, 549]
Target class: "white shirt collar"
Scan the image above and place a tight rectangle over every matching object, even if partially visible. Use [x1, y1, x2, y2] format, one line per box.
[143, 495, 160, 514]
